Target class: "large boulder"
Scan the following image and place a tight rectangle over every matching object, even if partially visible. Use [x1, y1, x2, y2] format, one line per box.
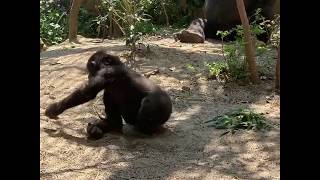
[174, 18, 207, 43]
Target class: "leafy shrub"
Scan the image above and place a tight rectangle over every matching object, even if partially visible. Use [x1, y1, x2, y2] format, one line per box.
[78, 8, 100, 38]
[209, 9, 278, 82]
[40, 0, 68, 45]
[94, 0, 154, 56]
[134, 20, 158, 35]
[205, 62, 229, 80]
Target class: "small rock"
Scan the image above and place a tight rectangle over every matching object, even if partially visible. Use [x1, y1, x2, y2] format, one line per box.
[169, 67, 176, 71]
[50, 62, 61, 66]
[49, 95, 56, 100]
[43, 127, 57, 132]
[197, 162, 208, 166]
[181, 86, 191, 91]
[266, 96, 272, 103]
[266, 96, 272, 101]
[100, 160, 109, 165]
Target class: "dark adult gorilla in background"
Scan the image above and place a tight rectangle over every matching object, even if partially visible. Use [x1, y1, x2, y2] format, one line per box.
[204, 0, 276, 42]
[175, 0, 276, 43]
[45, 50, 172, 139]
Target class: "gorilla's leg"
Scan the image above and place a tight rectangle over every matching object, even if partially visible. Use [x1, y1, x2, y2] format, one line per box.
[134, 97, 163, 135]
[87, 96, 123, 139]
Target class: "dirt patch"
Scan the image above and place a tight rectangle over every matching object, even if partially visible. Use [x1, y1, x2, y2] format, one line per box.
[40, 36, 279, 180]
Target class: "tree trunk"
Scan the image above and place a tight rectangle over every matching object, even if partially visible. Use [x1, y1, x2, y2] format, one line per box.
[68, 0, 84, 43]
[275, 44, 280, 91]
[274, 0, 280, 14]
[160, 0, 169, 26]
[179, 0, 187, 15]
[236, 0, 260, 84]
[108, 11, 113, 38]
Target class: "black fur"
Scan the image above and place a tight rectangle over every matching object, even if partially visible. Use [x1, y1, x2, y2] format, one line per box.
[204, 0, 276, 43]
[45, 50, 172, 139]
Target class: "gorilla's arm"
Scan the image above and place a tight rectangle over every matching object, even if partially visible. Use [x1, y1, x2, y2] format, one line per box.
[45, 75, 106, 119]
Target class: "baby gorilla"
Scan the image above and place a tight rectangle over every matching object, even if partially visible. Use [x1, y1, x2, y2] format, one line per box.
[45, 50, 172, 139]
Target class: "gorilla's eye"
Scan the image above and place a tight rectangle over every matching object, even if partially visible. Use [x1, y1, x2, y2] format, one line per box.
[103, 58, 111, 65]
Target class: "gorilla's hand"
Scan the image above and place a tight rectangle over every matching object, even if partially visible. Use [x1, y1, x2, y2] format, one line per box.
[45, 102, 63, 119]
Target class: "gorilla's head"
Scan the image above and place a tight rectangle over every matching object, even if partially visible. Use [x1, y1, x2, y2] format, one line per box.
[86, 50, 124, 79]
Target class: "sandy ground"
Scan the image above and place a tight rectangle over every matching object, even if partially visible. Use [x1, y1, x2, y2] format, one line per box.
[40, 36, 280, 180]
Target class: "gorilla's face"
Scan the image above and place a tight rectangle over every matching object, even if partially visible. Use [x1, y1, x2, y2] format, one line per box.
[86, 50, 123, 79]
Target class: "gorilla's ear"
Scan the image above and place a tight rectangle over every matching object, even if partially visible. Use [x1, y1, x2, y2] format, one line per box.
[88, 60, 97, 69]
[87, 60, 98, 74]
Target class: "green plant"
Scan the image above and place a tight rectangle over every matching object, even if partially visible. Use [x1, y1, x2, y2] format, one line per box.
[248, 8, 268, 36]
[96, 0, 152, 53]
[213, 9, 277, 82]
[215, 28, 248, 81]
[205, 62, 229, 80]
[40, 0, 68, 45]
[205, 108, 271, 136]
[134, 20, 158, 35]
[78, 8, 100, 38]
[206, 39, 248, 81]
[186, 64, 196, 72]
